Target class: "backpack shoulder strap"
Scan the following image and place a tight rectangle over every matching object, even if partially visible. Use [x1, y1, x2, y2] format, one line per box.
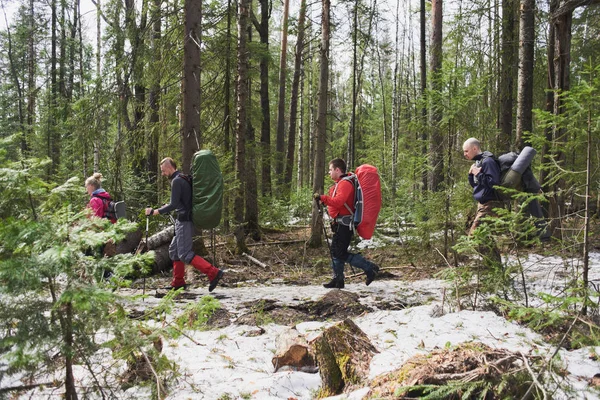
[91, 194, 112, 218]
[336, 175, 356, 215]
[179, 174, 192, 186]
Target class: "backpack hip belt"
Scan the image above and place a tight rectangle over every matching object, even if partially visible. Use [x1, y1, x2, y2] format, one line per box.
[335, 215, 353, 227]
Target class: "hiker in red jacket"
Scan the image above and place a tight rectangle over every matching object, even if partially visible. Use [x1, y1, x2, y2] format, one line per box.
[314, 158, 379, 289]
[85, 172, 116, 223]
[145, 157, 224, 292]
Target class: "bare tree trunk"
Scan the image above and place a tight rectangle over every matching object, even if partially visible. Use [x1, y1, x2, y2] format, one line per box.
[515, 0, 534, 150]
[428, 0, 443, 192]
[245, 17, 260, 241]
[223, 0, 233, 232]
[254, 0, 272, 197]
[182, 0, 202, 173]
[499, 0, 517, 151]
[347, 0, 359, 169]
[48, 0, 59, 179]
[284, 0, 307, 192]
[308, 0, 330, 248]
[63, 303, 78, 400]
[582, 104, 592, 315]
[539, 0, 556, 191]
[235, 0, 250, 253]
[147, 0, 161, 205]
[275, 0, 290, 189]
[420, 0, 428, 192]
[391, 0, 400, 196]
[25, 0, 35, 154]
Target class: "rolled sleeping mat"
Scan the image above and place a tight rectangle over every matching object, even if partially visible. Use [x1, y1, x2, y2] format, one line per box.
[502, 169, 522, 189]
[511, 146, 536, 174]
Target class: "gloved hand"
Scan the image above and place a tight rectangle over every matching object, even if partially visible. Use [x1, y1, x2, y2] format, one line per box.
[313, 192, 321, 203]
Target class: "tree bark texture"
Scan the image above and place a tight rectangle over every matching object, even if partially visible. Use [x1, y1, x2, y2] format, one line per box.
[182, 0, 202, 173]
[515, 0, 535, 150]
[235, 0, 250, 253]
[420, 0, 428, 192]
[256, 0, 272, 197]
[275, 0, 290, 188]
[308, 0, 330, 248]
[272, 327, 315, 372]
[284, 0, 307, 192]
[499, 0, 517, 151]
[428, 0, 443, 192]
[310, 319, 378, 396]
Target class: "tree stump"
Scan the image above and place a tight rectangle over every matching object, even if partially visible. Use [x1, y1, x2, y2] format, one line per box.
[272, 327, 316, 372]
[310, 319, 378, 397]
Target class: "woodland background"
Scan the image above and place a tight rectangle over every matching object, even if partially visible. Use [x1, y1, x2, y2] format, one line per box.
[1, 0, 600, 397]
[1, 0, 599, 249]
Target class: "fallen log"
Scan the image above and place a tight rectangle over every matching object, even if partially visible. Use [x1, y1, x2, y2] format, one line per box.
[145, 226, 175, 251]
[310, 319, 378, 397]
[272, 327, 316, 373]
[103, 230, 143, 257]
[151, 244, 172, 274]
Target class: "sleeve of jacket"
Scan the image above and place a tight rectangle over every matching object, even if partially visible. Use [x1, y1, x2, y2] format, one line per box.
[88, 197, 104, 218]
[321, 180, 354, 211]
[478, 157, 501, 189]
[468, 174, 476, 188]
[158, 178, 183, 214]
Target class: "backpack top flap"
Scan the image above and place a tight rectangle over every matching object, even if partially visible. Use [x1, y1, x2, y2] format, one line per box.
[192, 150, 223, 229]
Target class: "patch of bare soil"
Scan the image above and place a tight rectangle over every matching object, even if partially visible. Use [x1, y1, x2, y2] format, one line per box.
[292, 290, 372, 321]
[195, 227, 438, 288]
[367, 343, 535, 399]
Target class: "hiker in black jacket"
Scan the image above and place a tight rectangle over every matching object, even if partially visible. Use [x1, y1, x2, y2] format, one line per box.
[145, 157, 224, 291]
[463, 138, 502, 264]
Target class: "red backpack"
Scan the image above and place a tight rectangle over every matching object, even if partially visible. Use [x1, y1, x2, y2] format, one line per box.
[341, 164, 382, 239]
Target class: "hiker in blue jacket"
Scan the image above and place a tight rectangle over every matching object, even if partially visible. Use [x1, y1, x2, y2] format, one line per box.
[463, 138, 503, 264]
[145, 157, 224, 292]
[314, 158, 379, 289]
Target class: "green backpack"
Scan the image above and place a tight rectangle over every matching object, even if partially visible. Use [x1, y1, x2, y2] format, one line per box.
[191, 150, 223, 229]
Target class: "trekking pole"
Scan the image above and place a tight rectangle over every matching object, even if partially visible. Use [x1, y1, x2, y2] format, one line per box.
[143, 214, 149, 300]
[317, 201, 335, 267]
[320, 199, 357, 275]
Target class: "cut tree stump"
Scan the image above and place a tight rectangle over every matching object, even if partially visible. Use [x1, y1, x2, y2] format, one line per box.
[272, 327, 316, 373]
[310, 319, 378, 397]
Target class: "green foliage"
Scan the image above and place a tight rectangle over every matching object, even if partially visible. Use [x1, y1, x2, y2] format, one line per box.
[173, 296, 221, 332]
[258, 191, 313, 228]
[493, 292, 600, 349]
[0, 153, 171, 397]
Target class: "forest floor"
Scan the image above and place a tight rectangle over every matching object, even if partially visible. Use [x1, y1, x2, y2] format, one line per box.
[7, 223, 600, 399]
[113, 223, 600, 399]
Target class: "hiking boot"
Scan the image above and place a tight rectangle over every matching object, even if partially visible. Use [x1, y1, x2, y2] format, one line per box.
[372, 263, 380, 274]
[365, 269, 378, 286]
[208, 270, 224, 292]
[164, 284, 187, 291]
[323, 277, 344, 289]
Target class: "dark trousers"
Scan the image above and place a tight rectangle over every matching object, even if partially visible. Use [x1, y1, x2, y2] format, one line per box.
[329, 223, 375, 279]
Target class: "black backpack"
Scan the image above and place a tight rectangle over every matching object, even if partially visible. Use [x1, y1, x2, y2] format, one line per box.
[92, 194, 127, 220]
[481, 146, 540, 194]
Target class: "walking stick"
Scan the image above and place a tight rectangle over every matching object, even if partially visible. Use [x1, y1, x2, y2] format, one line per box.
[143, 214, 149, 300]
[317, 200, 335, 267]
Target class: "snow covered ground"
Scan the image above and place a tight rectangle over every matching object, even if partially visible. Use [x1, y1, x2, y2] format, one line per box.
[4, 252, 600, 399]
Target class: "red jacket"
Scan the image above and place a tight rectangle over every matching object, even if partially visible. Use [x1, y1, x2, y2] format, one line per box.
[320, 176, 355, 219]
[87, 191, 116, 223]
